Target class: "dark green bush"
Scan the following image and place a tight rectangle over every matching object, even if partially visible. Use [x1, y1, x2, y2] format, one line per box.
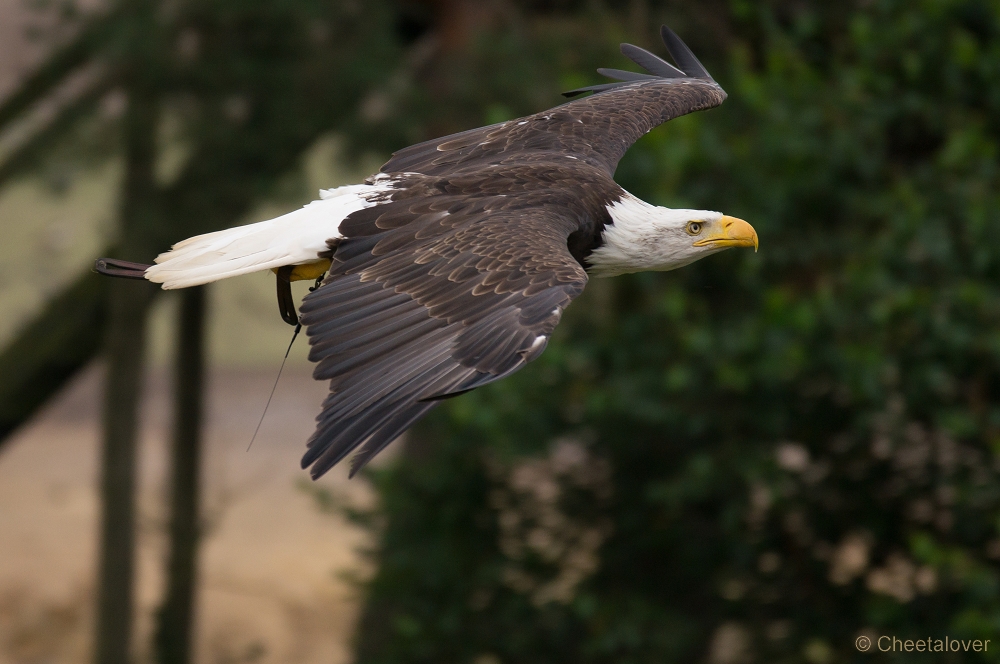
[349, 2, 1000, 662]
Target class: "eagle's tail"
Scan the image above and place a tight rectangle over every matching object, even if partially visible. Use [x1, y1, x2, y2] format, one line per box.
[97, 183, 387, 291]
[142, 214, 312, 290]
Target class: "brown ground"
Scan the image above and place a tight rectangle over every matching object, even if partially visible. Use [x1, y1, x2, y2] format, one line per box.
[0, 365, 377, 664]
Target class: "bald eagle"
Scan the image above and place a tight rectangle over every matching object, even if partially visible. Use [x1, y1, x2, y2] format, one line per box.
[97, 26, 757, 479]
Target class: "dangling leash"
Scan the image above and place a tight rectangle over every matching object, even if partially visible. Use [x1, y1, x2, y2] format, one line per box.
[275, 265, 300, 326]
[246, 272, 325, 451]
[94, 256, 325, 450]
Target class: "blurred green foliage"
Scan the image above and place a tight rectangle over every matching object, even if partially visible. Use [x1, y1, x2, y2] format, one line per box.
[345, 1, 1000, 662]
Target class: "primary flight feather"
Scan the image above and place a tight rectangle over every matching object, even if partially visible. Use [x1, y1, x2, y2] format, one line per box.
[96, 25, 758, 479]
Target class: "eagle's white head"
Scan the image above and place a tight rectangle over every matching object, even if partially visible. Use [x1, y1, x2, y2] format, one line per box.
[587, 192, 758, 278]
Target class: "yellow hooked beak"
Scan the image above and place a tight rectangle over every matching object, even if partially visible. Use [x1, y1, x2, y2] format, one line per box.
[692, 216, 758, 252]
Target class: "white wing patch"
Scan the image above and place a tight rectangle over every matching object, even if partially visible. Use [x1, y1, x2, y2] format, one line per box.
[145, 182, 391, 289]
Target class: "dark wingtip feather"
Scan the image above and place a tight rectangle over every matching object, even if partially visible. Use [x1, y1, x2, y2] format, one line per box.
[562, 25, 716, 97]
[660, 24, 711, 79]
[596, 67, 658, 82]
[619, 43, 686, 78]
[562, 81, 636, 98]
[347, 403, 437, 478]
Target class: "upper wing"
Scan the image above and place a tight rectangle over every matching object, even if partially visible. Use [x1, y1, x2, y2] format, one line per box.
[379, 25, 725, 178]
[297, 185, 589, 479]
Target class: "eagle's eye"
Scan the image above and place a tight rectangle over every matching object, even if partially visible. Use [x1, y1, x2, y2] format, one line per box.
[686, 221, 703, 235]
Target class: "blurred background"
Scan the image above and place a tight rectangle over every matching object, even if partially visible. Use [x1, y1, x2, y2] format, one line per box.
[2, 0, 1000, 662]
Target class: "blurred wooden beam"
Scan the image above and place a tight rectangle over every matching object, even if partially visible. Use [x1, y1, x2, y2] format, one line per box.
[0, 76, 113, 189]
[154, 285, 206, 664]
[94, 4, 161, 654]
[0, 8, 120, 133]
[0, 267, 108, 446]
[95, 277, 154, 664]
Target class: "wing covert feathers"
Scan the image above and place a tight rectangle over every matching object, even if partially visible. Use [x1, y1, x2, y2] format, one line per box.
[298, 182, 592, 478]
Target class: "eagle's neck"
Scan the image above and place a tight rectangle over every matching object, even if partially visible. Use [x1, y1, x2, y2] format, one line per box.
[586, 192, 720, 278]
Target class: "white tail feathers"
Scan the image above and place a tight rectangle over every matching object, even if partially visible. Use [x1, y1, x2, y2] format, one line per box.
[145, 183, 389, 289]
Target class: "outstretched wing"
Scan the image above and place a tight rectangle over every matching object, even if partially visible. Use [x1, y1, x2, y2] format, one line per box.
[380, 25, 725, 177]
[297, 183, 590, 479]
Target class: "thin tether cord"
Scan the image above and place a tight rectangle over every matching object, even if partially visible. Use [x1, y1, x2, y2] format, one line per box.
[246, 273, 326, 452]
[246, 322, 301, 452]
